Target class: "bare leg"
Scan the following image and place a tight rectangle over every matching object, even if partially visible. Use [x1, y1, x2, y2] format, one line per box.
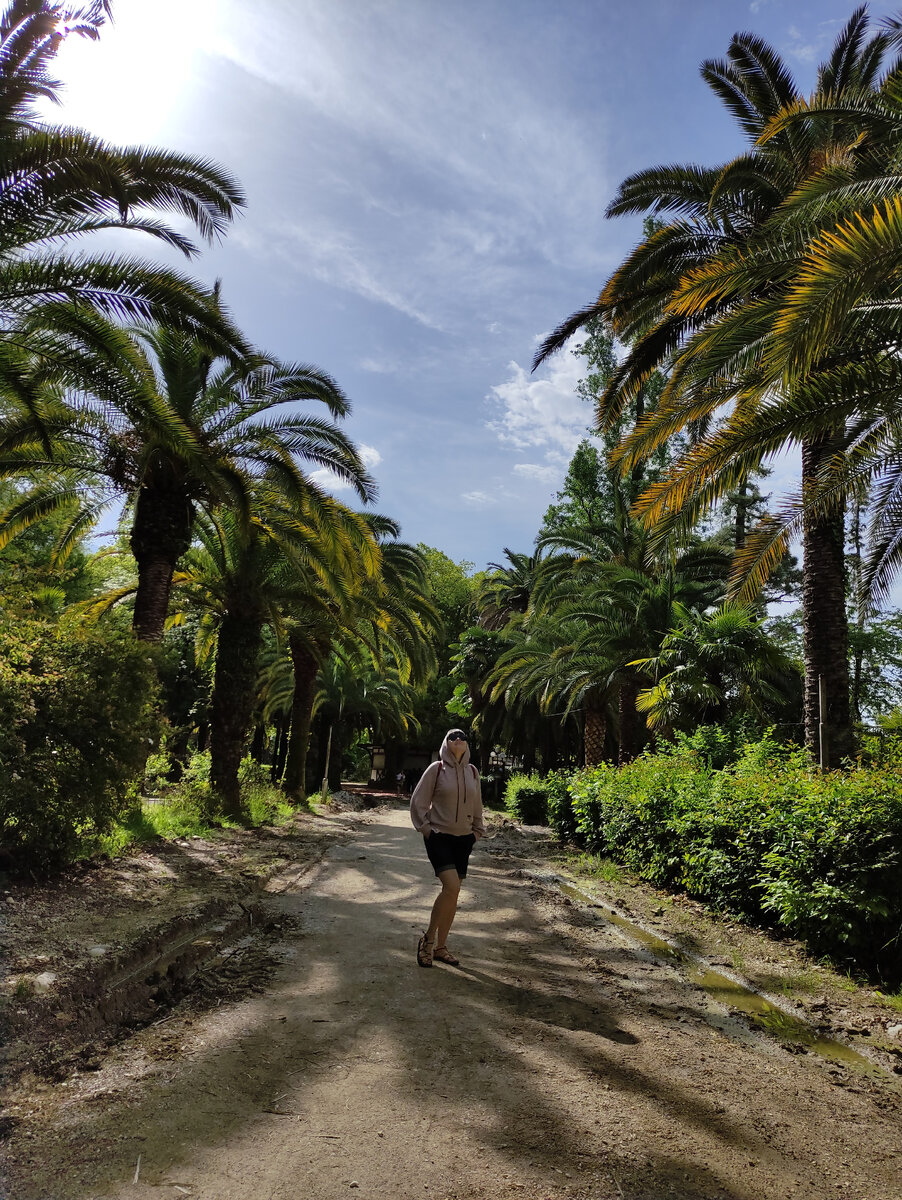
[426, 868, 461, 949]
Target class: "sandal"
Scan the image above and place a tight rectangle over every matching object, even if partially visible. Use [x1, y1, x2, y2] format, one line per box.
[433, 945, 460, 966]
[417, 933, 434, 968]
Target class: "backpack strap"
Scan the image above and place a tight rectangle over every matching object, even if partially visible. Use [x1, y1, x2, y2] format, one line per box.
[430, 760, 443, 800]
[469, 763, 478, 781]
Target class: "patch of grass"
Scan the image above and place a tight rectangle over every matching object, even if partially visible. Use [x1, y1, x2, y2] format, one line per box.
[95, 762, 301, 859]
[95, 799, 216, 857]
[730, 950, 747, 974]
[835, 972, 860, 993]
[777, 970, 822, 998]
[572, 852, 623, 884]
[13, 978, 32, 1000]
[875, 990, 902, 1012]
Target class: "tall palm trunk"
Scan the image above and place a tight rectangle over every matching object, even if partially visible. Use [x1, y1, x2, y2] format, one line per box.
[583, 691, 607, 766]
[210, 609, 263, 820]
[618, 680, 641, 765]
[801, 436, 852, 767]
[282, 636, 320, 798]
[130, 474, 194, 642]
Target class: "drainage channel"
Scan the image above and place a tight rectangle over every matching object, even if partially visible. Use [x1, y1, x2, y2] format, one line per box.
[544, 874, 881, 1075]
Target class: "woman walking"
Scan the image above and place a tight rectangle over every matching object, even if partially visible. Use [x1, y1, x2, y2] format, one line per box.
[410, 729, 485, 967]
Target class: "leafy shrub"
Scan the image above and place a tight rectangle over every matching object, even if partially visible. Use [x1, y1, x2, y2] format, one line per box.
[143, 747, 174, 795]
[238, 756, 296, 824]
[566, 735, 902, 981]
[668, 719, 764, 770]
[177, 749, 215, 816]
[545, 770, 578, 842]
[0, 618, 161, 870]
[504, 773, 549, 825]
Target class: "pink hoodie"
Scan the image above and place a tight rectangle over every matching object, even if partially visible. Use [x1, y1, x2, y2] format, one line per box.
[410, 732, 485, 839]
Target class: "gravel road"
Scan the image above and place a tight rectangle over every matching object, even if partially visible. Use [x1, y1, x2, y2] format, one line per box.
[5, 808, 901, 1200]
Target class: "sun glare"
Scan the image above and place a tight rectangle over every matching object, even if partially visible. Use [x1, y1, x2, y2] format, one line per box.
[48, 0, 219, 144]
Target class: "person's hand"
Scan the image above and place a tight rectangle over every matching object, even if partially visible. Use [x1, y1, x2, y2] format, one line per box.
[422, 828, 432, 839]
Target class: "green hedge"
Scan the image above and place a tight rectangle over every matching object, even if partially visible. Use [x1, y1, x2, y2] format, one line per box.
[504, 773, 550, 824]
[563, 733, 902, 981]
[0, 619, 161, 870]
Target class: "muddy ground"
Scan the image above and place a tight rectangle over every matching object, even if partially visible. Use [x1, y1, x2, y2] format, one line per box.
[2, 794, 901, 1199]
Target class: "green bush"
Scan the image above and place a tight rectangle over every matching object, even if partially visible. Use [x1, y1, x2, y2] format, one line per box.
[178, 748, 214, 814]
[545, 770, 578, 841]
[566, 735, 902, 981]
[504, 773, 550, 825]
[0, 618, 161, 870]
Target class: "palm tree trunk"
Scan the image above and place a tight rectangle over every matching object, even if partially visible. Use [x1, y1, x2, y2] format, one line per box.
[132, 556, 177, 642]
[583, 694, 606, 766]
[250, 721, 266, 763]
[618, 681, 640, 765]
[210, 611, 263, 820]
[801, 436, 852, 767]
[282, 637, 320, 799]
[129, 477, 194, 643]
[850, 496, 865, 723]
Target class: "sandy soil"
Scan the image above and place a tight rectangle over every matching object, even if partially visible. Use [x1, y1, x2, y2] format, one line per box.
[3, 806, 902, 1200]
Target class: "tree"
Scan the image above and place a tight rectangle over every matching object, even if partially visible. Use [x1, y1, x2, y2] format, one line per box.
[0, 322, 377, 640]
[633, 604, 801, 735]
[477, 547, 542, 630]
[313, 650, 422, 790]
[534, 11, 901, 765]
[0, 0, 247, 385]
[279, 528, 436, 796]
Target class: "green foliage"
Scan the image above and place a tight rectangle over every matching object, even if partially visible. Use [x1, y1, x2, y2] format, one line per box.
[545, 769, 578, 841]
[668, 720, 768, 770]
[143, 748, 174, 795]
[236, 757, 298, 825]
[98, 755, 296, 857]
[504, 773, 550, 825]
[0, 618, 161, 870]
[562, 736, 902, 981]
[177, 749, 214, 815]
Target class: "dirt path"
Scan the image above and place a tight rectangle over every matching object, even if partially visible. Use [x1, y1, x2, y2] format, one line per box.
[5, 809, 902, 1200]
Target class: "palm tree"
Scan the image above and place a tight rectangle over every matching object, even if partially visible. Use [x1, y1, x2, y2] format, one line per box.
[478, 548, 543, 630]
[313, 650, 422, 791]
[0, 0, 247, 373]
[487, 613, 616, 767]
[532, 468, 729, 761]
[172, 489, 382, 817]
[280, 528, 437, 796]
[632, 604, 800, 736]
[534, 10, 900, 765]
[0, 319, 377, 640]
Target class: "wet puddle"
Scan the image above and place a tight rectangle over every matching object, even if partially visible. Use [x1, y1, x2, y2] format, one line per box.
[554, 878, 880, 1073]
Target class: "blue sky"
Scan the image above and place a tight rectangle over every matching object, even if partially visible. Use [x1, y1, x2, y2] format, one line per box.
[52, 0, 866, 570]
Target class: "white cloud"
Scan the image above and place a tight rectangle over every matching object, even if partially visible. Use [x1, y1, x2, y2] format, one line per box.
[784, 20, 840, 65]
[359, 443, 382, 469]
[486, 345, 589, 460]
[273, 222, 443, 330]
[360, 356, 399, 375]
[513, 463, 560, 485]
[212, 1, 612, 331]
[462, 490, 498, 507]
[308, 467, 351, 492]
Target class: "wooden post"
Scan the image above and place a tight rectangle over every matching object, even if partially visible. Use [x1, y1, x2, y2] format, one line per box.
[320, 722, 334, 805]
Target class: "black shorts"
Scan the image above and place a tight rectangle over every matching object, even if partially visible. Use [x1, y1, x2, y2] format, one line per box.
[424, 831, 476, 879]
